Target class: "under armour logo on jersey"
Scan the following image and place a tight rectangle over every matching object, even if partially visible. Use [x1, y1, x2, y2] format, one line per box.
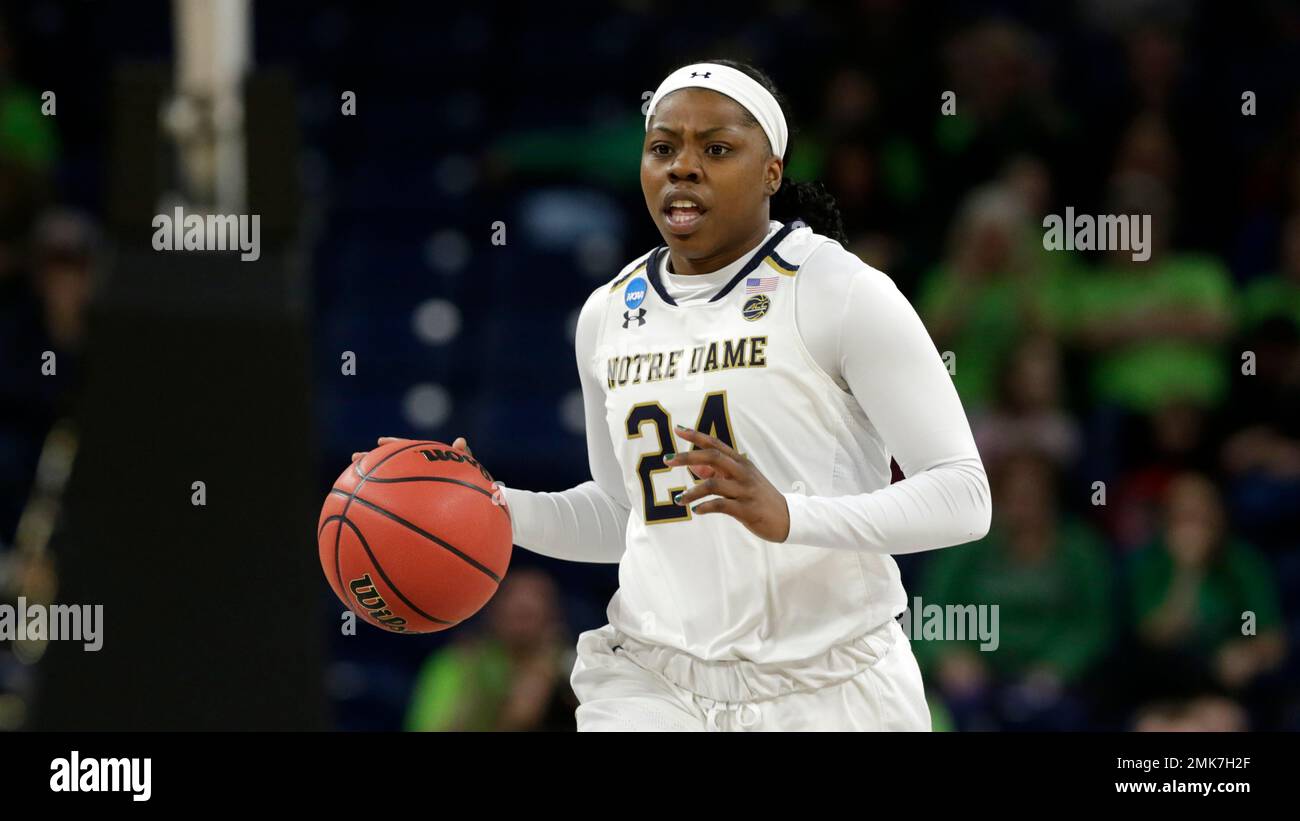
[690, 71, 712, 79]
[623, 308, 647, 328]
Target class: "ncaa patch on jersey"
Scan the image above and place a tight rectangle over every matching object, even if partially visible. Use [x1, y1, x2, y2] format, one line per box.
[625, 277, 648, 309]
[742, 294, 770, 321]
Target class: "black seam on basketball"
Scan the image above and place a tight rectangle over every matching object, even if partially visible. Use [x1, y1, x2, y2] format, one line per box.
[362, 475, 493, 497]
[328, 488, 504, 582]
[356, 476, 511, 524]
[339, 516, 455, 626]
[332, 440, 445, 626]
[342, 492, 503, 584]
[319, 514, 353, 614]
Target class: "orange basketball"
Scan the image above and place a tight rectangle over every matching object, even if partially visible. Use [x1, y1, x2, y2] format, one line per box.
[318, 440, 512, 633]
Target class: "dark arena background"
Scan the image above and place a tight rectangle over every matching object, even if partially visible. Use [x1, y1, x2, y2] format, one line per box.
[0, 0, 1296, 791]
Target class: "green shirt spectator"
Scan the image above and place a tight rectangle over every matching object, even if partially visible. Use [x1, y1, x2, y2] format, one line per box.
[913, 516, 1113, 684]
[1240, 274, 1300, 331]
[405, 640, 512, 732]
[918, 258, 1080, 411]
[404, 638, 577, 732]
[0, 86, 59, 173]
[1077, 253, 1235, 412]
[1241, 212, 1300, 330]
[1128, 537, 1282, 659]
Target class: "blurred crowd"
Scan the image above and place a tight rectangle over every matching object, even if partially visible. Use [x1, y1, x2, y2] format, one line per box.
[1, 2, 1298, 730]
[856, 12, 1299, 732]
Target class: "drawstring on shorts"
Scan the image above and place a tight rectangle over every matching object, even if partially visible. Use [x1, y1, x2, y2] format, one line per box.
[701, 699, 762, 731]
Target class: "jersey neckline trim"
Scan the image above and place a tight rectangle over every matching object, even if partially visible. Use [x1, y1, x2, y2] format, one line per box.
[645, 223, 796, 307]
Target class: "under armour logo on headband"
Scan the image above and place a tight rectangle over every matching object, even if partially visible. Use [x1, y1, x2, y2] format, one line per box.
[646, 62, 789, 158]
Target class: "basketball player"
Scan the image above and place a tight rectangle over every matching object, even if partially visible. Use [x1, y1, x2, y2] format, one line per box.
[361, 60, 991, 731]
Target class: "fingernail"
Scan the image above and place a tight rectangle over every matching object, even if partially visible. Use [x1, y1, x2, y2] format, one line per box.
[673, 492, 683, 505]
[662, 452, 676, 463]
[675, 424, 689, 432]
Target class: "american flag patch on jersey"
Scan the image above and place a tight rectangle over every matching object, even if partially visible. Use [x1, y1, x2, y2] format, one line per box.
[745, 275, 778, 294]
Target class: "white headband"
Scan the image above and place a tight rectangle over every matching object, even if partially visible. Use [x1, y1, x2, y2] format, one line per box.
[645, 63, 788, 158]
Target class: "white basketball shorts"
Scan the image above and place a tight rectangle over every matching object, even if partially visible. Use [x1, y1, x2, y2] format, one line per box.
[569, 617, 931, 731]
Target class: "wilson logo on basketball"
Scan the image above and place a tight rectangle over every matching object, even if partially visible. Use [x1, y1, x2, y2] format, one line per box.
[419, 448, 495, 484]
[348, 574, 407, 632]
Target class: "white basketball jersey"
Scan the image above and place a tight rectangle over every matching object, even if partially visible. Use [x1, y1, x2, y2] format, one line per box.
[589, 222, 907, 663]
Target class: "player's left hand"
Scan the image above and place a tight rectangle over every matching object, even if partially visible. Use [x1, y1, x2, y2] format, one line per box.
[665, 425, 791, 543]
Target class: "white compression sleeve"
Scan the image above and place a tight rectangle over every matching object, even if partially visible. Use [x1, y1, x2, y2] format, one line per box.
[500, 288, 631, 564]
[781, 248, 992, 553]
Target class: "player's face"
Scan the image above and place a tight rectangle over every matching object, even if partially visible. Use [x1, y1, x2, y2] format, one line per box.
[642, 88, 782, 274]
